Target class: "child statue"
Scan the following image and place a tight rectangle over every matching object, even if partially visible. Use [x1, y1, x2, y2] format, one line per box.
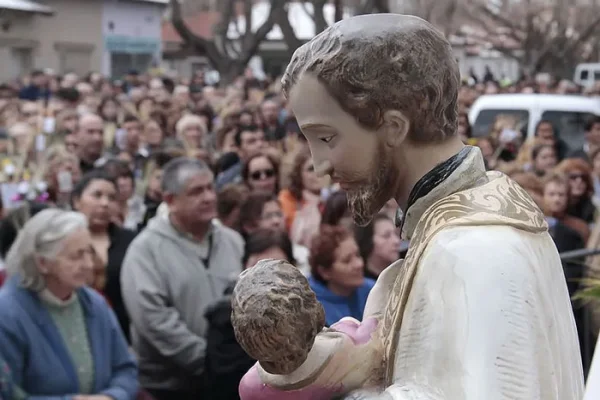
[231, 259, 383, 400]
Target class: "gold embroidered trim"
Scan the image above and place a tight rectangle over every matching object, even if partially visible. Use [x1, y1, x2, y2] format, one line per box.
[381, 171, 547, 383]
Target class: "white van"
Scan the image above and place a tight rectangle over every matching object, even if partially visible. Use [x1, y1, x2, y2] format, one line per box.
[574, 63, 600, 88]
[468, 94, 600, 151]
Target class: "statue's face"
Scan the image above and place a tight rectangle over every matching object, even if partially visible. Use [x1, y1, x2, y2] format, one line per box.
[289, 73, 396, 226]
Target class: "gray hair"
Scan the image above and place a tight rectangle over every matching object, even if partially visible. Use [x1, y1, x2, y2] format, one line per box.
[5, 208, 88, 291]
[161, 157, 210, 196]
[175, 114, 207, 139]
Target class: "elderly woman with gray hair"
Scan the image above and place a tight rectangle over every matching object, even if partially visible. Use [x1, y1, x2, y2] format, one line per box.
[175, 114, 207, 150]
[0, 208, 138, 400]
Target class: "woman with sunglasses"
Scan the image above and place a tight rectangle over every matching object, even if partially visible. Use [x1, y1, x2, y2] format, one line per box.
[241, 152, 280, 196]
[555, 158, 598, 224]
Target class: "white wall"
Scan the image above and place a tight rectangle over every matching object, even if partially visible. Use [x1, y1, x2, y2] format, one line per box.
[453, 47, 520, 82]
[466, 55, 520, 82]
[101, 0, 164, 76]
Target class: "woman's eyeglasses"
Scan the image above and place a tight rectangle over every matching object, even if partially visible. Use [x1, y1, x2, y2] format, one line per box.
[250, 169, 275, 181]
[569, 173, 585, 181]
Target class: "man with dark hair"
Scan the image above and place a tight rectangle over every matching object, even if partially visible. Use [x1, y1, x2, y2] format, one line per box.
[55, 87, 80, 106]
[121, 157, 244, 400]
[119, 114, 148, 178]
[19, 70, 50, 101]
[137, 151, 181, 230]
[0, 83, 16, 100]
[570, 115, 600, 161]
[216, 184, 249, 231]
[75, 113, 104, 174]
[260, 99, 285, 141]
[215, 124, 266, 190]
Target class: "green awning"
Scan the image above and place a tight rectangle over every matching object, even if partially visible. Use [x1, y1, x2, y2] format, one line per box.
[104, 35, 160, 54]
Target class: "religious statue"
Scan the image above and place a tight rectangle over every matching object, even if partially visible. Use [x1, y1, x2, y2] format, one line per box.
[232, 13, 584, 399]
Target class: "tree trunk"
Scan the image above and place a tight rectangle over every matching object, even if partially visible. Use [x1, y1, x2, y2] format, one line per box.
[219, 61, 247, 86]
[374, 0, 389, 13]
[275, 5, 304, 55]
[312, 0, 329, 34]
[334, 0, 344, 22]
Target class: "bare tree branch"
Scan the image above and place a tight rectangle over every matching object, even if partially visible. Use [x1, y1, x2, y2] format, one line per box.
[170, 0, 221, 66]
[311, 0, 329, 34]
[214, 0, 236, 41]
[463, 0, 600, 76]
[274, 3, 304, 54]
[356, 0, 376, 14]
[442, 0, 458, 37]
[243, 0, 254, 44]
[374, 0, 390, 13]
[170, 0, 288, 85]
[558, 14, 600, 57]
[240, 0, 283, 65]
[300, 2, 315, 20]
[334, 0, 344, 22]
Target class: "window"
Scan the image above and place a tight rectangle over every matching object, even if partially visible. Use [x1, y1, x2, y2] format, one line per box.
[60, 50, 91, 75]
[11, 48, 33, 77]
[541, 111, 596, 152]
[54, 42, 94, 75]
[111, 53, 153, 78]
[594, 71, 600, 81]
[472, 109, 529, 138]
[580, 70, 589, 81]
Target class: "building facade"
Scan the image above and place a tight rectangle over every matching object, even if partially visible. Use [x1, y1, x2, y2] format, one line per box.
[0, 0, 166, 81]
[102, 0, 165, 77]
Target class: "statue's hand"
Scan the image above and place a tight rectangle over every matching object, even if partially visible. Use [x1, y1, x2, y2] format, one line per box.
[330, 317, 379, 345]
[239, 364, 343, 400]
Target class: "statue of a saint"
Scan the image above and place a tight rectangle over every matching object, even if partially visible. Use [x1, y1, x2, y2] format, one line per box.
[233, 13, 584, 399]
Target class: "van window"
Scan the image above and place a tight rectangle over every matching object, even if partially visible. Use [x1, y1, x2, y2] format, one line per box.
[541, 111, 596, 152]
[594, 71, 600, 81]
[580, 70, 589, 81]
[472, 109, 529, 137]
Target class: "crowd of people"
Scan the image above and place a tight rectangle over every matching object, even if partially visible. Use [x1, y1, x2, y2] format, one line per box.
[0, 66, 596, 399]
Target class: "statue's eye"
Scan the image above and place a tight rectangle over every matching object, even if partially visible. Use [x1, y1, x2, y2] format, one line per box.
[320, 136, 334, 144]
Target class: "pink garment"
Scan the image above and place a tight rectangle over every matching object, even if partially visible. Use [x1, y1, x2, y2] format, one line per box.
[239, 365, 343, 400]
[238, 317, 379, 400]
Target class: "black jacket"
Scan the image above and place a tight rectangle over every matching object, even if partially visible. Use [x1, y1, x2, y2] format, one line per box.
[104, 224, 137, 342]
[203, 282, 255, 400]
[0, 201, 50, 258]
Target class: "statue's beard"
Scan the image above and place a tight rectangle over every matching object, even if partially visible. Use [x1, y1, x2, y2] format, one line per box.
[347, 147, 392, 227]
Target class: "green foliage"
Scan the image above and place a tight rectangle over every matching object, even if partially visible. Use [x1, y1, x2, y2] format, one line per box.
[573, 278, 600, 302]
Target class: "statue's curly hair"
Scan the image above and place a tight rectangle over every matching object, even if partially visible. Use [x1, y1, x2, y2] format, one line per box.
[282, 14, 460, 143]
[231, 259, 325, 374]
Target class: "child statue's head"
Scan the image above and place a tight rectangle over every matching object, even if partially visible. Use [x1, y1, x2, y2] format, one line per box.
[231, 259, 326, 375]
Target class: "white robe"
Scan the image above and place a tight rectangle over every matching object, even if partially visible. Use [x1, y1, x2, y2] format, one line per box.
[356, 147, 584, 400]
[252, 147, 584, 400]
[368, 224, 583, 399]
[584, 335, 600, 400]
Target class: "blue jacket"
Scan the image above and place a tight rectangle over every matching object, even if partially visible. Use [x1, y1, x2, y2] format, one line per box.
[0, 277, 138, 400]
[308, 276, 375, 327]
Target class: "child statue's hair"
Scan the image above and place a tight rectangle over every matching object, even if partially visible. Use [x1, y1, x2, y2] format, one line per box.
[231, 259, 326, 374]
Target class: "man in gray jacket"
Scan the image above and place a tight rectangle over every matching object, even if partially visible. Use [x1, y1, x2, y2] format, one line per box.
[121, 157, 244, 400]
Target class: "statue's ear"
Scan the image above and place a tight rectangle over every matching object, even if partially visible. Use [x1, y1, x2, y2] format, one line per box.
[381, 110, 410, 148]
